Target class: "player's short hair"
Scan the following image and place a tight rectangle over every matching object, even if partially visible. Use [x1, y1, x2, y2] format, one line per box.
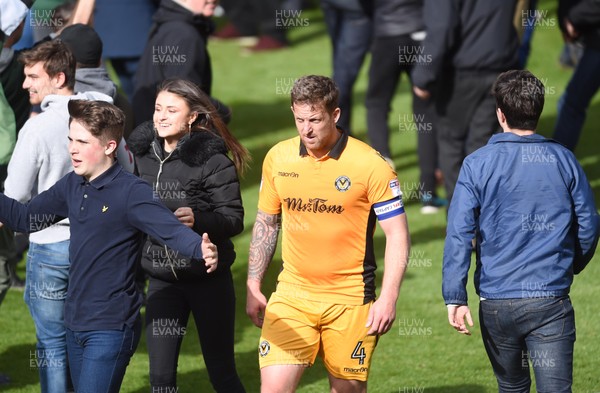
[291, 75, 339, 114]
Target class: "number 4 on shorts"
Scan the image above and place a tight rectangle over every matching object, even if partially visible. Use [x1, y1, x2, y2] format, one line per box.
[351, 341, 366, 365]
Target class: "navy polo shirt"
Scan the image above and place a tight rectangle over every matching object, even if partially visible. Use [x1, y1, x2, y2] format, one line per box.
[0, 163, 204, 330]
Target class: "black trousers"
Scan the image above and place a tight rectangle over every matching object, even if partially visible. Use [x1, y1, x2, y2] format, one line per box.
[434, 70, 501, 202]
[366, 34, 439, 196]
[321, 0, 372, 133]
[145, 269, 245, 392]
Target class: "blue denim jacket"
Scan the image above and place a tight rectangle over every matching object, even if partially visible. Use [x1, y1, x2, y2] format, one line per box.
[443, 132, 600, 304]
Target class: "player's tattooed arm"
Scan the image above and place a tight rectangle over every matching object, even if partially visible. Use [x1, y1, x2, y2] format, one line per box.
[248, 210, 280, 283]
[246, 210, 280, 327]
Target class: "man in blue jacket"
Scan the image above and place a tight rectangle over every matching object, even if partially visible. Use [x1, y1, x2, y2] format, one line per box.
[443, 70, 599, 392]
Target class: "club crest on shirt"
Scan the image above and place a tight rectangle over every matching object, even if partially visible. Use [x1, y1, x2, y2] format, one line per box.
[259, 340, 271, 357]
[335, 175, 351, 192]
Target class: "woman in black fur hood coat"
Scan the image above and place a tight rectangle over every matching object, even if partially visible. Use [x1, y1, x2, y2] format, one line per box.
[128, 78, 249, 392]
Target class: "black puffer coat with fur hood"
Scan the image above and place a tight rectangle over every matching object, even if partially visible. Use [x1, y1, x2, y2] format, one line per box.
[128, 120, 243, 282]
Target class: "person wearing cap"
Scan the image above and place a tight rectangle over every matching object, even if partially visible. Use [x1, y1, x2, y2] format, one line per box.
[59, 23, 135, 141]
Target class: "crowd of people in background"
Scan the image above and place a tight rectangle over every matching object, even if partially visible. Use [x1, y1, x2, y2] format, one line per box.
[0, 0, 599, 392]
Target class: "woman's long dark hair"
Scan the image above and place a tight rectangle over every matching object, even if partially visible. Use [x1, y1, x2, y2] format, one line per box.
[156, 78, 250, 174]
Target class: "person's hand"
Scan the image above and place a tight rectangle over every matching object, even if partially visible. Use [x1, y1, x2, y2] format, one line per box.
[366, 296, 396, 335]
[201, 233, 218, 273]
[246, 282, 267, 328]
[447, 305, 473, 335]
[564, 19, 579, 41]
[413, 86, 431, 100]
[174, 207, 194, 228]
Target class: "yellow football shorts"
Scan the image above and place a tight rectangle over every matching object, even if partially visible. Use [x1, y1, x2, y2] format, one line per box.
[258, 292, 378, 381]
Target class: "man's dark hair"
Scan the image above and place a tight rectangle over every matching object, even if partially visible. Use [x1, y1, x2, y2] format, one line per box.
[19, 39, 76, 90]
[291, 75, 339, 114]
[492, 70, 545, 131]
[68, 100, 124, 145]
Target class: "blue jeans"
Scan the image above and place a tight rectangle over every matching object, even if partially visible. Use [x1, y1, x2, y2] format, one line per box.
[479, 297, 575, 393]
[24, 240, 70, 393]
[321, 0, 372, 132]
[66, 317, 141, 393]
[553, 47, 600, 151]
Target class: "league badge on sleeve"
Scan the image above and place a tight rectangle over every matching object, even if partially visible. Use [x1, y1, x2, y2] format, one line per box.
[389, 178, 401, 197]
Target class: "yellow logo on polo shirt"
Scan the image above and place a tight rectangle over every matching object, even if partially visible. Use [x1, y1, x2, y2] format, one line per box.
[102, 205, 109, 213]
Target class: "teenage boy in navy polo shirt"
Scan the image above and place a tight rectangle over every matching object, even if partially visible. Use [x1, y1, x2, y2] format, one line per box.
[0, 99, 219, 393]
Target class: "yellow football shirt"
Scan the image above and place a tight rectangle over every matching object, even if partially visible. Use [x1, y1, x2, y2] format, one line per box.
[258, 131, 404, 305]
